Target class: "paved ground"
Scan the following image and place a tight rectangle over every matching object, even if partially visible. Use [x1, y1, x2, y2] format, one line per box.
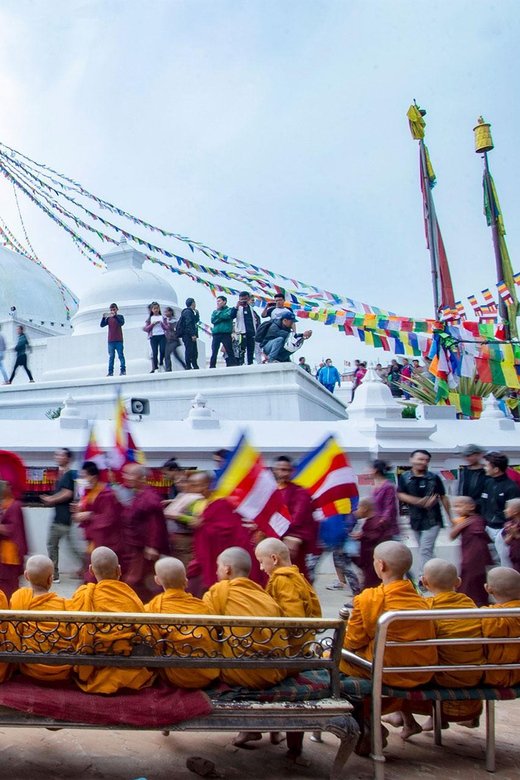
[1, 562, 517, 779]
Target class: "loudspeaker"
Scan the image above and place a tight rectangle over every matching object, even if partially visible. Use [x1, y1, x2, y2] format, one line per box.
[127, 398, 150, 415]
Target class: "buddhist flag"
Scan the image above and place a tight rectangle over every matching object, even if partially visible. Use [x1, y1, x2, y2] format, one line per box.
[83, 424, 108, 480]
[110, 390, 146, 473]
[212, 434, 291, 538]
[292, 436, 358, 520]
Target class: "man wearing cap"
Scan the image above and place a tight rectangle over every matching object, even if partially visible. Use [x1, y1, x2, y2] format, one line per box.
[458, 444, 487, 513]
[260, 311, 312, 363]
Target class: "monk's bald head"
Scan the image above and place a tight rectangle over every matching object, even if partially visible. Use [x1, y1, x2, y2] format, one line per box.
[373, 541, 412, 579]
[122, 463, 147, 489]
[423, 558, 459, 592]
[486, 567, 520, 602]
[90, 547, 121, 581]
[255, 538, 291, 575]
[505, 498, 520, 520]
[154, 557, 187, 590]
[25, 555, 54, 589]
[217, 547, 252, 580]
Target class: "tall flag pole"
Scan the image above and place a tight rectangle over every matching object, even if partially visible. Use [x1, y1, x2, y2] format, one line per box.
[407, 103, 456, 318]
[473, 116, 519, 339]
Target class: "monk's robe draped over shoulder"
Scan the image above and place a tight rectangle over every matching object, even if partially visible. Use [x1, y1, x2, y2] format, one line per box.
[482, 600, 520, 687]
[66, 580, 155, 694]
[340, 579, 437, 687]
[145, 589, 218, 688]
[9, 588, 71, 681]
[266, 565, 322, 654]
[0, 589, 11, 682]
[202, 578, 286, 689]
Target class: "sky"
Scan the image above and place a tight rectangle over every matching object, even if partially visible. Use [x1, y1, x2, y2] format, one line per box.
[0, 0, 518, 369]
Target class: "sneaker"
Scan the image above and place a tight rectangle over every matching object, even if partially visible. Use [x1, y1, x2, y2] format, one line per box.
[120, 371, 126, 376]
[326, 580, 346, 591]
[52, 576, 60, 583]
[106, 373, 113, 377]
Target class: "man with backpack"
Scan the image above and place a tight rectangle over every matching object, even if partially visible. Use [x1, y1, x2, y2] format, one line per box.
[257, 310, 312, 363]
[176, 298, 200, 370]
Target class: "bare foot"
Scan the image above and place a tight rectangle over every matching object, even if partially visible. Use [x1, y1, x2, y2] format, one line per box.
[269, 732, 286, 744]
[400, 722, 423, 741]
[232, 731, 263, 747]
[382, 712, 404, 728]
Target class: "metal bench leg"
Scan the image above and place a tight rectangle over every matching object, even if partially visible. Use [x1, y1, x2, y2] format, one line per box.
[370, 696, 386, 780]
[485, 700, 496, 772]
[433, 701, 442, 746]
[326, 715, 360, 780]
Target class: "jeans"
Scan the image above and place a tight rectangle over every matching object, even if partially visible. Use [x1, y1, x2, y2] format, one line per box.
[210, 333, 236, 368]
[236, 333, 255, 365]
[164, 340, 185, 370]
[150, 334, 166, 370]
[413, 524, 441, 574]
[0, 353, 7, 382]
[108, 340, 126, 375]
[47, 522, 85, 578]
[182, 336, 199, 369]
[263, 336, 286, 362]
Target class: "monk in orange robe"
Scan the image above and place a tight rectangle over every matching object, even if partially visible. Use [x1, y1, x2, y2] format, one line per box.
[0, 587, 11, 683]
[202, 546, 286, 689]
[66, 546, 155, 694]
[145, 557, 218, 688]
[386, 558, 485, 740]
[340, 540, 437, 686]
[255, 538, 322, 620]
[482, 566, 520, 687]
[10, 554, 71, 682]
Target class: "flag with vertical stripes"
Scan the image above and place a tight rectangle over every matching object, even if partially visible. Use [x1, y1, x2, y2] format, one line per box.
[212, 434, 291, 537]
[292, 436, 358, 520]
[110, 390, 146, 473]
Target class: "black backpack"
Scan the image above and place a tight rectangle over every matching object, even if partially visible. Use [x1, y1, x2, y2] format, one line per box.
[255, 320, 271, 344]
[176, 311, 186, 338]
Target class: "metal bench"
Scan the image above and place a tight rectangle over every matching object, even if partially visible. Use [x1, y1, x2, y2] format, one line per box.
[0, 610, 359, 779]
[341, 607, 520, 779]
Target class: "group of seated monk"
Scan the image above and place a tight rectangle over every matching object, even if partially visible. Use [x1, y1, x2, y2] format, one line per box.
[0, 539, 322, 698]
[340, 540, 520, 749]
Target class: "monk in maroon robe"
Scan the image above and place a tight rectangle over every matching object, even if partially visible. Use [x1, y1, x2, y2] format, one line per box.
[120, 464, 169, 601]
[186, 472, 260, 596]
[450, 497, 493, 606]
[72, 461, 123, 581]
[273, 457, 317, 580]
[0, 480, 28, 598]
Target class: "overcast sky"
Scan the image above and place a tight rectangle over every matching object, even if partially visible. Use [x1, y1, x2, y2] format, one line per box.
[0, 0, 518, 367]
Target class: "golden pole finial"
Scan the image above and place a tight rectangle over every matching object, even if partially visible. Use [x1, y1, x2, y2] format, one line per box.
[473, 116, 494, 154]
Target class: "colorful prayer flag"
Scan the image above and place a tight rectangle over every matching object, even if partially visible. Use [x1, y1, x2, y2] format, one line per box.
[212, 434, 291, 538]
[292, 436, 359, 520]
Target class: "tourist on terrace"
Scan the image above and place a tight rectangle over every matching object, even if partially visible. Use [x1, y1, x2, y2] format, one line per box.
[176, 298, 200, 370]
[7, 325, 34, 384]
[143, 302, 166, 373]
[209, 296, 237, 368]
[316, 358, 341, 393]
[231, 291, 259, 366]
[0, 325, 8, 384]
[162, 306, 185, 371]
[260, 310, 312, 363]
[298, 356, 311, 373]
[100, 303, 126, 377]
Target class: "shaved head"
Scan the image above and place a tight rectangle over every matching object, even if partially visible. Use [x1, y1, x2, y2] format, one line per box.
[217, 547, 252, 578]
[423, 558, 459, 591]
[374, 541, 412, 577]
[454, 496, 476, 511]
[505, 498, 520, 517]
[487, 567, 520, 602]
[255, 538, 291, 563]
[154, 557, 186, 589]
[90, 546, 120, 581]
[25, 555, 54, 588]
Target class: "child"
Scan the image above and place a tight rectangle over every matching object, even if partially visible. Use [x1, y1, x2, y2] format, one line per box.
[352, 497, 394, 589]
[255, 537, 321, 619]
[482, 567, 520, 687]
[449, 496, 492, 605]
[502, 498, 520, 573]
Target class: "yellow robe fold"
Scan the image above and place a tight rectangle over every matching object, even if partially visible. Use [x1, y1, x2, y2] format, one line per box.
[340, 579, 437, 687]
[9, 588, 71, 681]
[426, 591, 484, 721]
[0, 589, 11, 683]
[482, 600, 520, 687]
[202, 577, 286, 688]
[66, 580, 155, 694]
[266, 565, 321, 654]
[145, 589, 218, 688]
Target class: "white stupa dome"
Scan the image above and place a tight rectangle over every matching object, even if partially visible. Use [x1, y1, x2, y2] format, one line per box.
[0, 245, 77, 326]
[72, 241, 179, 336]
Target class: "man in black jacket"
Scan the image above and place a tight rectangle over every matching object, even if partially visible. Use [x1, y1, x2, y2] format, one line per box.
[231, 291, 259, 365]
[260, 310, 311, 363]
[458, 444, 487, 512]
[481, 450, 520, 564]
[177, 298, 200, 370]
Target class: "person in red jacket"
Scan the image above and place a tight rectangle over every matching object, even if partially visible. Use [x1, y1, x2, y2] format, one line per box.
[100, 303, 126, 377]
[120, 463, 169, 601]
[273, 456, 317, 580]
